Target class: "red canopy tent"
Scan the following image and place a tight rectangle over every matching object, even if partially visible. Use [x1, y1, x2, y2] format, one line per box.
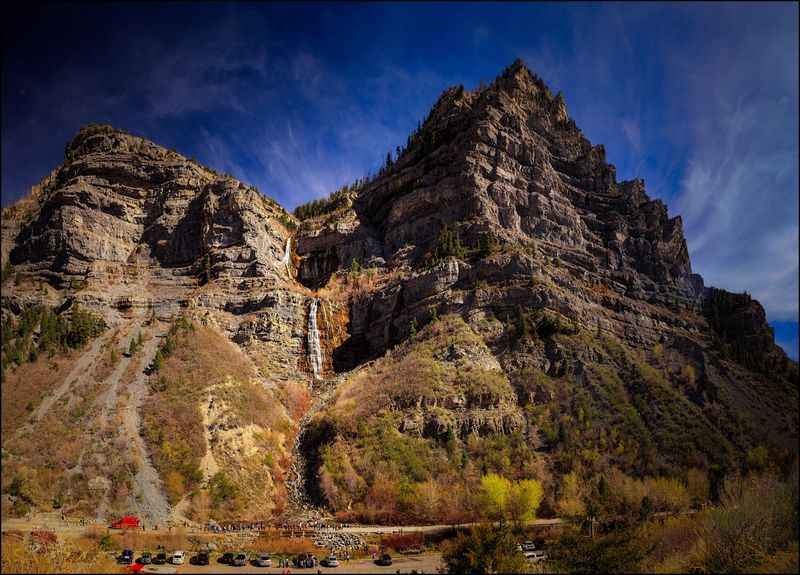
[110, 515, 141, 529]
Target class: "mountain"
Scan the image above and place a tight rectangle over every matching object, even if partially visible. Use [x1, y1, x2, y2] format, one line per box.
[1, 60, 797, 526]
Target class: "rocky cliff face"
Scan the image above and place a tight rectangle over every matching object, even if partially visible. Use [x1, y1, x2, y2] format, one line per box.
[1, 61, 797, 524]
[294, 61, 708, 365]
[290, 61, 797, 516]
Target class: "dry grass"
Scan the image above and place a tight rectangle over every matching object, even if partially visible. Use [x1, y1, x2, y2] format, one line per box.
[251, 534, 316, 555]
[1, 352, 77, 437]
[111, 527, 193, 552]
[328, 314, 508, 433]
[279, 380, 312, 421]
[1, 533, 116, 574]
[318, 267, 406, 303]
[91, 329, 123, 382]
[142, 322, 291, 518]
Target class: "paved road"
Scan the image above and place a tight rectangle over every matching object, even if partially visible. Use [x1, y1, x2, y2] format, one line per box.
[1, 517, 565, 537]
[328, 518, 563, 534]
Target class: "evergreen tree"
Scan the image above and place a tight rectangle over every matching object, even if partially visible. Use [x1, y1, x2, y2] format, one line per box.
[152, 350, 164, 372]
[478, 232, 499, 258]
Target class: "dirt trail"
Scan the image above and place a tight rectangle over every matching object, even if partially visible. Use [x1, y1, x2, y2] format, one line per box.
[119, 322, 172, 526]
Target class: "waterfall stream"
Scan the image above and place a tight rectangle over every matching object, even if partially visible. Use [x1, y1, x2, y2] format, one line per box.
[308, 299, 323, 380]
[284, 300, 333, 522]
[282, 236, 292, 265]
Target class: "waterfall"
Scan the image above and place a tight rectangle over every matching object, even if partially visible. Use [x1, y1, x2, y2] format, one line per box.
[282, 236, 292, 266]
[307, 299, 323, 379]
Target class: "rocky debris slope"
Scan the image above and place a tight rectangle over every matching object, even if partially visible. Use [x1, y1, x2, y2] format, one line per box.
[285, 375, 342, 522]
[120, 323, 172, 525]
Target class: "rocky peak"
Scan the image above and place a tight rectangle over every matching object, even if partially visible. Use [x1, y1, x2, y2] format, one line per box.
[4, 123, 296, 311]
[297, 59, 694, 299]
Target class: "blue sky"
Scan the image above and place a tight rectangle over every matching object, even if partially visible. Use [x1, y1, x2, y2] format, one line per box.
[2, 2, 797, 359]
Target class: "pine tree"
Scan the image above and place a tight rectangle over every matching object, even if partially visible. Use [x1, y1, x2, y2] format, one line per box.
[152, 350, 164, 372]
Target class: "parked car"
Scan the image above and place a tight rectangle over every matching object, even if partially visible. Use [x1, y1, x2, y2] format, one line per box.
[191, 551, 210, 565]
[323, 554, 340, 567]
[138, 551, 152, 565]
[232, 553, 248, 567]
[526, 550, 548, 562]
[171, 550, 185, 565]
[219, 552, 235, 565]
[153, 552, 167, 565]
[118, 549, 134, 565]
[521, 540, 536, 552]
[375, 553, 393, 566]
[251, 553, 271, 567]
[294, 552, 316, 568]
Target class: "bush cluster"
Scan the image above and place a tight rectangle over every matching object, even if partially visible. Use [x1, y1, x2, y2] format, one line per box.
[1, 304, 105, 380]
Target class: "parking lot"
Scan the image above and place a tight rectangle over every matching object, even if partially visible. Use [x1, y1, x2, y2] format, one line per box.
[142, 553, 444, 573]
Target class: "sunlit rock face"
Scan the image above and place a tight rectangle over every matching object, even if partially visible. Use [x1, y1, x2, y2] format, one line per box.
[295, 60, 707, 358]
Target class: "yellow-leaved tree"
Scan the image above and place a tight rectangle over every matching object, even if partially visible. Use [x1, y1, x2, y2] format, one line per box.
[558, 471, 586, 518]
[479, 473, 543, 527]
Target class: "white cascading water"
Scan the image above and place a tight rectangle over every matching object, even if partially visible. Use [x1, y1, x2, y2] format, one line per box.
[307, 299, 323, 379]
[282, 236, 292, 266]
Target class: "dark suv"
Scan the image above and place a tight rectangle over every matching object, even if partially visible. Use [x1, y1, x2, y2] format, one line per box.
[118, 549, 134, 565]
[232, 553, 247, 567]
[191, 551, 210, 565]
[219, 552, 235, 565]
[294, 552, 316, 568]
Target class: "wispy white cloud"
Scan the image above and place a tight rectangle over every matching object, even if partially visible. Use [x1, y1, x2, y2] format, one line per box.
[621, 118, 641, 155]
[519, 3, 798, 324]
[673, 5, 798, 322]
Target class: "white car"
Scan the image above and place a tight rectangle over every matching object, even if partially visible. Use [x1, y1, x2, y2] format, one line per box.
[323, 554, 340, 567]
[171, 550, 185, 565]
[525, 550, 547, 562]
[253, 553, 272, 567]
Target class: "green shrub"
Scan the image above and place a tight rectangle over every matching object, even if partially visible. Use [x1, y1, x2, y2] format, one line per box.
[431, 224, 467, 263]
[442, 523, 528, 575]
[209, 472, 238, 504]
[700, 473, 796, 573]
[550, 527, 653, 573]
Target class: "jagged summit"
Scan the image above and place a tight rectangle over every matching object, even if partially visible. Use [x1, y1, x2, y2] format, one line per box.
[298, 58, 695, 302]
